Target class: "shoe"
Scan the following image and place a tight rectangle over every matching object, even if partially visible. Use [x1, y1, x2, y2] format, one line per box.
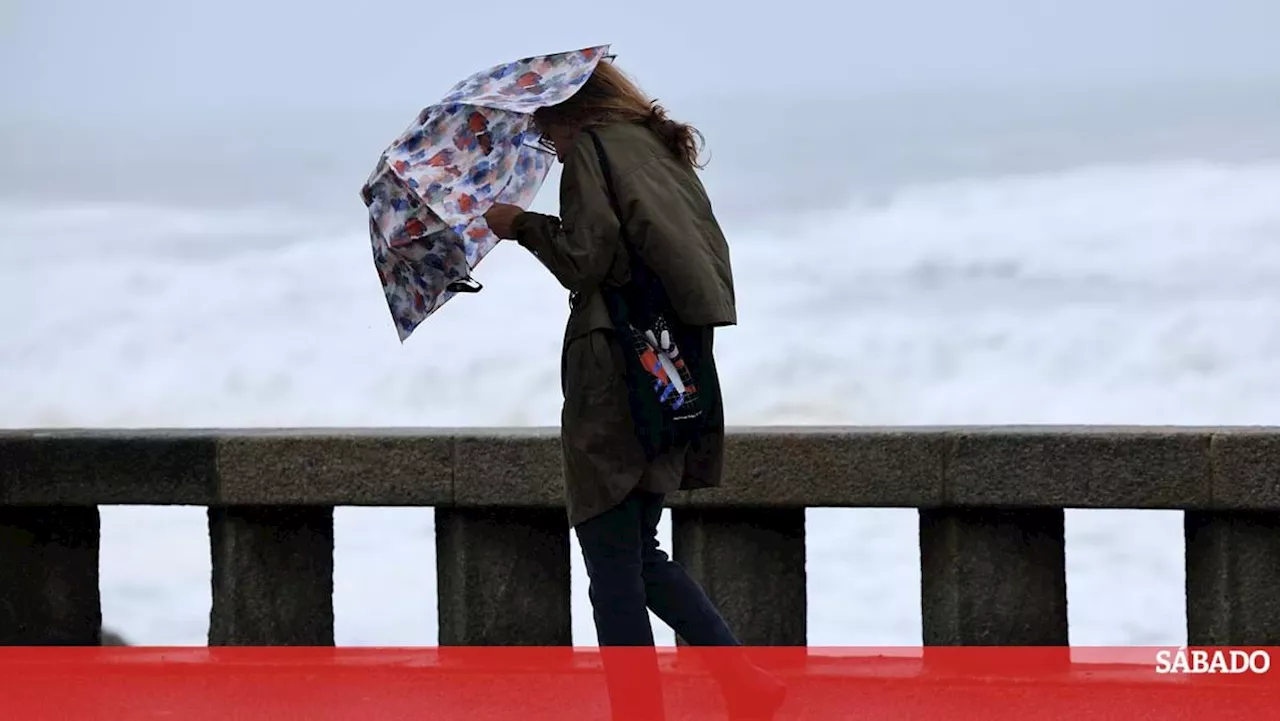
[724, 668, 787, 721]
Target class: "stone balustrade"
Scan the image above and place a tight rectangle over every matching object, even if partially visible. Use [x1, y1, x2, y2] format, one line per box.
[2, 427, 1277, 646]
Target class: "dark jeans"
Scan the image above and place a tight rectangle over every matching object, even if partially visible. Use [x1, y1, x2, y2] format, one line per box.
[575, 488, 740, 647]
[577, 488, 764, 721]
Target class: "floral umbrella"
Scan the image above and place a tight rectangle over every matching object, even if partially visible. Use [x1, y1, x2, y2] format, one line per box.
[362, 44, 610, 341]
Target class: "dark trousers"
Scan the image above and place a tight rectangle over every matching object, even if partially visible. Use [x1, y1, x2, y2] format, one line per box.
[575, 488, 740, 648]
[576, 489, 776, 721]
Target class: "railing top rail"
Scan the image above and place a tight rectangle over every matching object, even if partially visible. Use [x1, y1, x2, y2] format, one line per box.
[2, 426, 1276, 510]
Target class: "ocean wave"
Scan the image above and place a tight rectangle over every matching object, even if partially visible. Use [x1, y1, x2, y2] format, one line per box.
[3, 159, 1279, 429]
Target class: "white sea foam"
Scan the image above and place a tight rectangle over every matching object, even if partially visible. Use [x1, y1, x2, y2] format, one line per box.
[5, 159, 1279, 645]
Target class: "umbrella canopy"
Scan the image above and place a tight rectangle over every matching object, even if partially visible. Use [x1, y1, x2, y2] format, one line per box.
[362, 44, 610, 341]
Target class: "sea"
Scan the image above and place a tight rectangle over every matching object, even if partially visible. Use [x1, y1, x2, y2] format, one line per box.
[3, 83, 1280, 647]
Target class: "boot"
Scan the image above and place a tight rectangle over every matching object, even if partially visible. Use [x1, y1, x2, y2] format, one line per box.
[699, 648, 788, 721]
[723, 664, 786, 721]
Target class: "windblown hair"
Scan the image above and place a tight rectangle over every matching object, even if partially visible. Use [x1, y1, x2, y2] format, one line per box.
[533, 60, 707, 169]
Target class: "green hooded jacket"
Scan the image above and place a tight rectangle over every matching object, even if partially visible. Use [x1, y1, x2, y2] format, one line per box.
[512, 121, 737, 526]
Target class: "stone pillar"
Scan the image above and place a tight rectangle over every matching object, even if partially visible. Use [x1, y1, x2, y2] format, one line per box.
[0, 506, 101, 645]
[919, 508, 1068, 645]
[1185, 511, 1280, 645]
[208, 505, 334, 645]
[435, 507, 571, 645]
[672, 508, 807, 646]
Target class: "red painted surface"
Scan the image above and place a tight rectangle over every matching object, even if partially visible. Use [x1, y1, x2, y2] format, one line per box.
[1, 647, 1276, 720]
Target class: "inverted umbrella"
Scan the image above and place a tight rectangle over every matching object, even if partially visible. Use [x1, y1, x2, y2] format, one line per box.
[362, 44, 610, 342]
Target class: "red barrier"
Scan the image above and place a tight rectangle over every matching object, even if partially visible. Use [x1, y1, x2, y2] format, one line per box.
[1, 647, 1276, 720]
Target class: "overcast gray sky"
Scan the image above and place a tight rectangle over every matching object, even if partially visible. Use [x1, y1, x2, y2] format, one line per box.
[5, 0, 1280, 121]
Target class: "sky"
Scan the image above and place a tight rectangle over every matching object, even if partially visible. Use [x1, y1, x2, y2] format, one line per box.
[3, 0, 1279, 210]
[5, 0, 1280, 123]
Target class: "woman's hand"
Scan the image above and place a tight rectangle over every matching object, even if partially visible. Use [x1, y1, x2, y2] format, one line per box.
[483, 203, 525, 240]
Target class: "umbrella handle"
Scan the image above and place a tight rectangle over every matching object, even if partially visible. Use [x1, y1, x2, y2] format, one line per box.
[447, 278, 484, 293]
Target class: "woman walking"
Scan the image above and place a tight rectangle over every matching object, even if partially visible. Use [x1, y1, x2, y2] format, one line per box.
[483, 57, 785, 721]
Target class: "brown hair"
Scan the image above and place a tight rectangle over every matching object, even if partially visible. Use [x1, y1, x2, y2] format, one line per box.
[533, 59, 707, 169]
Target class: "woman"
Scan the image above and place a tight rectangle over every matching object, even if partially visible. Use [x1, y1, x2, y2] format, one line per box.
[483, 59, 784, 721]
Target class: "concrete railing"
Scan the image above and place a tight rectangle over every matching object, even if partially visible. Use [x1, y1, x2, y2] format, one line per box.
[2, 427, 1278, 646]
